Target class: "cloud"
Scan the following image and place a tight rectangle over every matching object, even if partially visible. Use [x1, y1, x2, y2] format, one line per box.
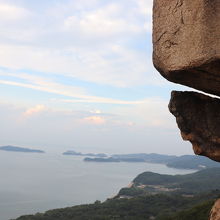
[22, 105, 46, 118]
[0, 3, 30, 21]
[0, 77, 146, 105]
[83, 116, 106, 125]
[136, 0, 153, 16]
[90, 110, 102, 114]
[0, 0, 156, 88]
[0, 102, 192, 155]
[0, 68, 156, 106]
[0, 42, 160, 88]
[63, 3, 143, 37]
[59, 98, 145, 105]
[0, 1, 194, 155]
[113, 98, 176, 129]
[0, 79, 85, 99]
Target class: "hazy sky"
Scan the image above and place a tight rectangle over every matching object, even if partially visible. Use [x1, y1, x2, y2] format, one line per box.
[0, 0, 193, 155]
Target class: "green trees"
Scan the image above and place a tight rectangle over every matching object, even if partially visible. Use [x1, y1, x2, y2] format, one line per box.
[14, 192, 218, 220]
[14, 168, 220, 220]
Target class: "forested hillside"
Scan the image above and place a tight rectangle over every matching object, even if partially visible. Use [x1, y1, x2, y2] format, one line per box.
[14, 168, 220, 220]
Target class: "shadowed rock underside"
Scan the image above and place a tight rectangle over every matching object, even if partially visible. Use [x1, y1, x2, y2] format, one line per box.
[169, 91, 220, 162]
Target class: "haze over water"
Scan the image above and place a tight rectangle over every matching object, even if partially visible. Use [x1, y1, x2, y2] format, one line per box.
[0, 151, 196, 220]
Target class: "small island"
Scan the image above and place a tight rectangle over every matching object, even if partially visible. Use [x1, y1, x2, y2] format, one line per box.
[63, 150, 107, 157]
[0, 145, 45, 153]
[84, 157, 120, 162]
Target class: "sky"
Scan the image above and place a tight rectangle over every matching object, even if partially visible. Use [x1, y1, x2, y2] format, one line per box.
[0, 0, 193, 155]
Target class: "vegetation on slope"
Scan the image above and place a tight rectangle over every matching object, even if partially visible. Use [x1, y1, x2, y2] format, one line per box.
[158, 200, 214, 220]
[117, 168, 220, 196]
[14, 192, 218, 220]
[14, 168, 220, 220]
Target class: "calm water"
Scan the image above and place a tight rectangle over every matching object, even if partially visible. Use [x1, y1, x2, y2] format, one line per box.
[0, 152, 196, 220]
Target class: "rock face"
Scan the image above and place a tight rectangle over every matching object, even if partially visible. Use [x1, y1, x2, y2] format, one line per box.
[169, 91, 220, 162]
[210, 199, 220, 220]
[153, 0, 220, 216]
[153, 0, 220, 96]
[153, 0, 220, 161]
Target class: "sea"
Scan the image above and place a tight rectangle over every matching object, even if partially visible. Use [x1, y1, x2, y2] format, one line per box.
[0, 151, 196, 220]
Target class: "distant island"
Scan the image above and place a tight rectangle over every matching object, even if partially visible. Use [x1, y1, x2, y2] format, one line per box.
[84, 153, 177, 164]
[84, 157, 120, 162]
[0, 145, 45, 153]
[84, 153, 220, 170]
[84, 156, 147, 163]
[63, 150, 107, 157]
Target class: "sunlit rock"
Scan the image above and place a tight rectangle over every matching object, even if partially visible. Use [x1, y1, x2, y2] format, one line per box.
[153, 0, 220, 96]
[210, 199, 220, 220]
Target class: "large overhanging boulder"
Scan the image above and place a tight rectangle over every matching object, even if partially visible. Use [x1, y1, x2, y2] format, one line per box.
[153, 0, 220, 96]
[169, 91, 220, 162]
[153, 0, 220, 162]
[153, 0, 220, 217]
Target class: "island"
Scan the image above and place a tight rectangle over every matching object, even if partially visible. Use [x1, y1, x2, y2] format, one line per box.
[63, 150, 107, 157]
[84, 157, 120, 162]
[83, 153, 220, 170]
[0, 145, 45, 153]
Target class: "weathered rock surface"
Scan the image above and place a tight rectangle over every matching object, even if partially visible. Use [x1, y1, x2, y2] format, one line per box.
[153, 0, 220, 96]
[169, 91, 220, 162]
[153, 0, 220, 216]
[210, 199, 220, 220]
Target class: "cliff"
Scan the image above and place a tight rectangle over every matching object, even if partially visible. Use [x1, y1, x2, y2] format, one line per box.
[153, 0, 220, 219]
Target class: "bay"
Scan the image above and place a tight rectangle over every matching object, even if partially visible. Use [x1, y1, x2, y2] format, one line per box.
[0, 151, 196, 220]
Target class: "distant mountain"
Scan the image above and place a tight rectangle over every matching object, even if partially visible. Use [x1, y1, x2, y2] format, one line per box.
[63, 150, 107, 157]
[84, 153, 220, 170]
[0, 146, 45, 153]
